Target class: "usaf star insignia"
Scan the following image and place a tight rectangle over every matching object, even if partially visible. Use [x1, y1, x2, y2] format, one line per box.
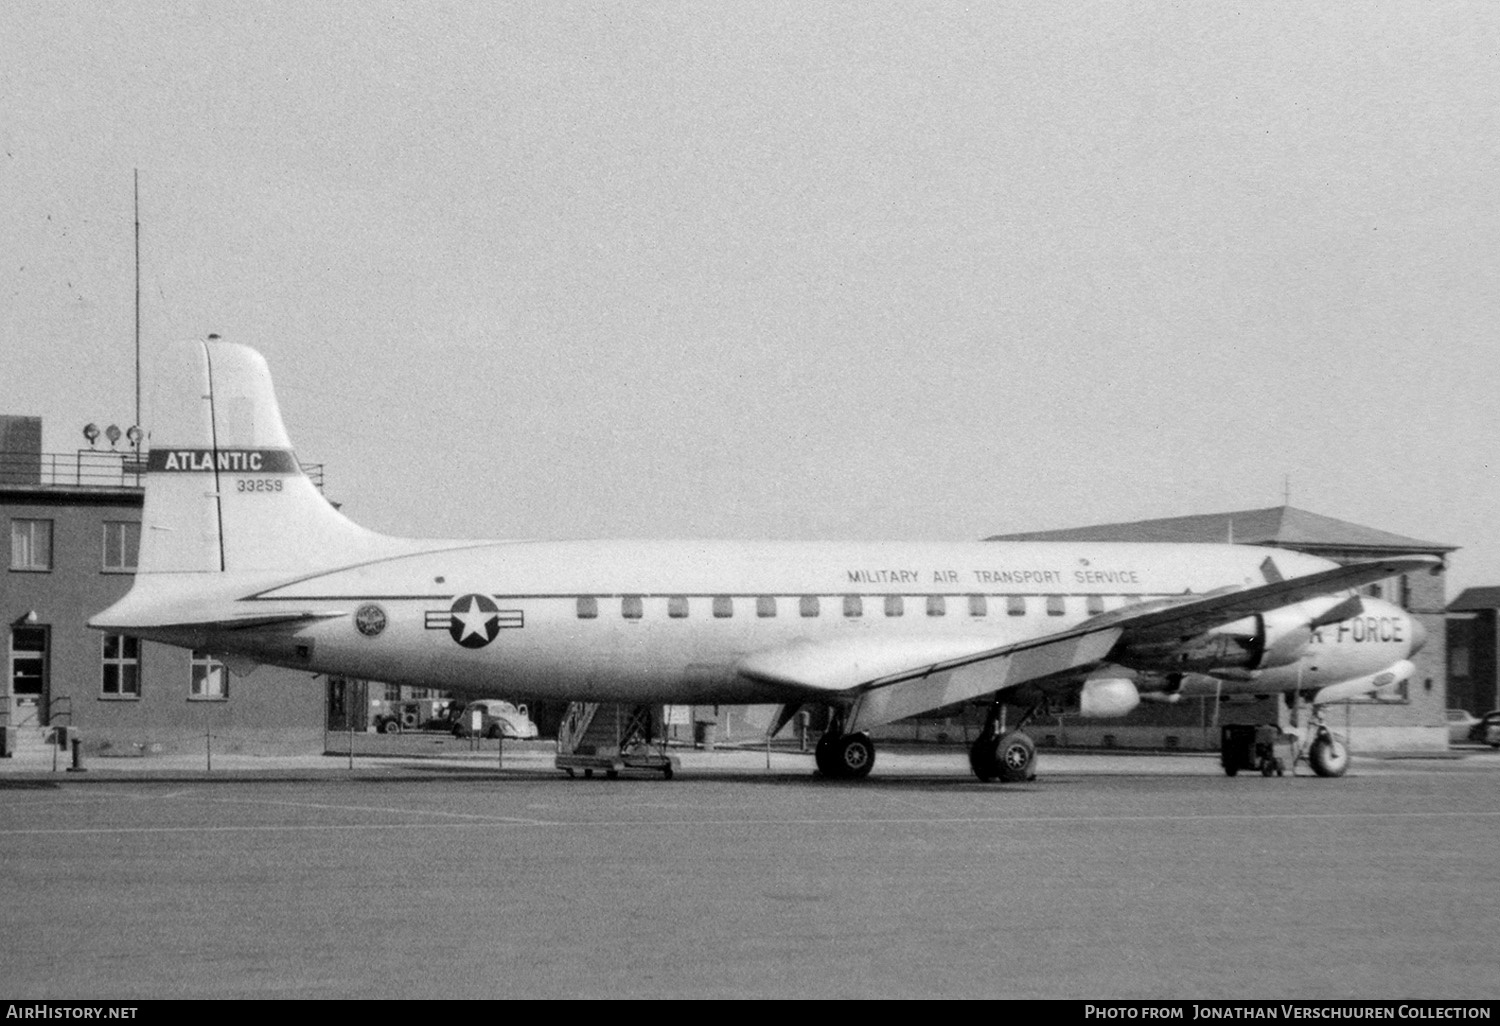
[424, 594, 523, 648]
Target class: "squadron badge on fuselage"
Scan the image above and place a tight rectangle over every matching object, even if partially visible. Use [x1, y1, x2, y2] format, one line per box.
[424, 593, 524, 648]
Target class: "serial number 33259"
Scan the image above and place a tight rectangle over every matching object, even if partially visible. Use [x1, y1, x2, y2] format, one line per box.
[235, 478, 284, 493]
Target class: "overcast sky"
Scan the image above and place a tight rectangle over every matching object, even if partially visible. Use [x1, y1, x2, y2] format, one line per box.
[3, 2, 1498, 591]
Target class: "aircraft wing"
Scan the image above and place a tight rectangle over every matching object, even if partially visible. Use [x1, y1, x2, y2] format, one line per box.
[1084, 554, 1441, 644]
[737, 555, 1441, 732]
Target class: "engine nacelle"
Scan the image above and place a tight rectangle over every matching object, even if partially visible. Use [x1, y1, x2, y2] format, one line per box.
[1079, 677, 1141, 718]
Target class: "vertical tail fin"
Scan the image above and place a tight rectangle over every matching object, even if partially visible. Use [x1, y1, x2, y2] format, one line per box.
[139, 340, 391, 574]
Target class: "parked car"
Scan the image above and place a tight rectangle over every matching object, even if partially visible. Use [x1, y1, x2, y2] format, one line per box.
[1470, 710, 1500, 749]
[372, 699, 456, 734]
[1447, 709, 1481, 745]
[451, 699, 539, 740]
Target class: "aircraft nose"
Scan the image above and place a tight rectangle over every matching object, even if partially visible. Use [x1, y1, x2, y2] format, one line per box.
[1408, 615, 1427, 656]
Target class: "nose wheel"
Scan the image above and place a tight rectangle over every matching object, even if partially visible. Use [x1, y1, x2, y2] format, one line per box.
[1308, 730, 1349, 777]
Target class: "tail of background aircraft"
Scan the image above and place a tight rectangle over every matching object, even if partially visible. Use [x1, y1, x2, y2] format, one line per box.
[137, 339, 398, 575]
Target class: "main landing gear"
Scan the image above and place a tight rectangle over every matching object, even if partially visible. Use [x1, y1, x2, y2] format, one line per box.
[814, 712, 876, 780]
[968, 698, 1039, 783]
[812, 701, 1043, 783]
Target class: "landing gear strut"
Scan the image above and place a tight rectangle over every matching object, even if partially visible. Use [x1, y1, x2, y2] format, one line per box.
[1306, 719, 1349, 778]
[814, 710, 876, 780]
[1293, 695, 1351, 778]
[968, 699, 1040, 783]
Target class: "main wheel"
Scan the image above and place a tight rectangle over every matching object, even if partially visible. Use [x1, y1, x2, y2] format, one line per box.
[814, 733, 854, 777]
[824, 733, 875, 779]
[968, 736, 999, 782]
[380, 719, 401, 735]
[1309, 734, 1349, 778]
[996, 731, 1036, 783]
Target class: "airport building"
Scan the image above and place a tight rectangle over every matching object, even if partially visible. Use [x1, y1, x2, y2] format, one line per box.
[0, 415, 327, 757]
[1444, 588, 1500, 717]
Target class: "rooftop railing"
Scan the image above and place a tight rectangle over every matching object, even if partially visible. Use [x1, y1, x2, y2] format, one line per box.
[0, 450, 324, 491]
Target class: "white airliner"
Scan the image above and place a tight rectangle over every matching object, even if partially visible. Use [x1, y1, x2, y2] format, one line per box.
[91, 341, 1435, 781]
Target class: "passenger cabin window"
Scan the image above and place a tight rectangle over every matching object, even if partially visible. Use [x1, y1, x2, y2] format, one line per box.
[622, 595, 643, 620]
[968, 594, 987, 617]
[843, 595, 863, 618]
[926, 595, 945, 617]
[757, 596, 777, 618]
[713, 596, 733, 618]
[668, 596, 689, 619]
[1046, 595, 1066, 616]
[576, 596, 598, 619]
[1086, 595, 1105, 615]
[800, 595, 820, 618]
[1007, 595, 1026, 616]
[884, 595, 904, 617]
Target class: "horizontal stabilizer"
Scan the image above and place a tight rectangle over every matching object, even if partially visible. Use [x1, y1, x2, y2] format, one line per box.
[155, 610, 348, 632]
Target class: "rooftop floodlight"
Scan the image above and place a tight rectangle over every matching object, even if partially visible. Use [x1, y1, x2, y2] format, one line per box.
[126, 425, 144, 445]
[82, 423, 100, 447]
[105, 424, 121, 448]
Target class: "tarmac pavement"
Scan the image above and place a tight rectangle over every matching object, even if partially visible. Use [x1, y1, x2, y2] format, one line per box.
[0, 734, 1490, 781]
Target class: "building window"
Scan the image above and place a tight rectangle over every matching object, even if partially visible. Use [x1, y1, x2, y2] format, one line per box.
[968, 594, 987, 617]
[1007, 595, 1026, 616]
[1086, 595, 1105, 615]
[101, 634, 140, 698]
[800, 595, 820, 618]
[712, 596, 734, 618]
[576, 596, 598, 619]
[756, 596, 777, 618]
[11, 519, 52, 571]
[190, 650, 229, 700]
[1046, 595, 1066, 616]
[622, 595, 643, 620]
[884, 595, 904, 617]
[926, 595, 946, 617]
[843, 595, 863, 618]
[102, 521, 141, 572]
[668, 596, 689, 619]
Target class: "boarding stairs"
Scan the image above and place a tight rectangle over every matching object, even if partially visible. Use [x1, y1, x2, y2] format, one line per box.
[555, 702, 678, 779]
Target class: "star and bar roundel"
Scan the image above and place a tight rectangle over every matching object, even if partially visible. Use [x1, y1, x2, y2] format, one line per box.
[422, 594, 525, 648]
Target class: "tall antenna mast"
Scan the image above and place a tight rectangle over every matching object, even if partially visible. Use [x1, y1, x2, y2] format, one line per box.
[133, 169, 141, 451]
